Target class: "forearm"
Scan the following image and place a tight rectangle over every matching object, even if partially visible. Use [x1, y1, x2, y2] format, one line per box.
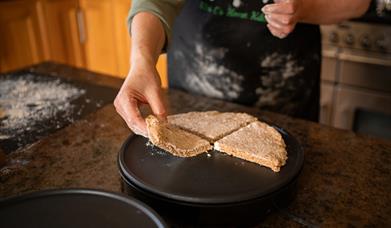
[130, 12, 165, 68]
[128, 0, 185, 51]
[115, 12, 167, 136]
[300, 0, 371, 24]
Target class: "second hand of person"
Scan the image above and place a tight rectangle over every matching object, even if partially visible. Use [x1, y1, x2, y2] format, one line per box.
[262, 0, 302, 39]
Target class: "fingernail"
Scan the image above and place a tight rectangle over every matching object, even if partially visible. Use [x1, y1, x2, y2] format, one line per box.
[268, 21, 282, 29]
[265, 14, 271, 21]
[278, 34, 287, 39]
[262, 6, 270, 13]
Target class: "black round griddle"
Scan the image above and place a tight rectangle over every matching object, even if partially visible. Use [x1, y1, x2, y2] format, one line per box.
[0, 189, 166, 228]
[119, 127, 303, 204]
[118, 126, 304, 226]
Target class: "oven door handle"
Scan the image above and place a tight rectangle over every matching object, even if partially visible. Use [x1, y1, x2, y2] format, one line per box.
[339, 52, 391, 67]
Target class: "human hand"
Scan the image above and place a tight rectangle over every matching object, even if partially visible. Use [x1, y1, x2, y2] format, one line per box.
[262, 0, 303, 39]
[114, 61, 166, 137]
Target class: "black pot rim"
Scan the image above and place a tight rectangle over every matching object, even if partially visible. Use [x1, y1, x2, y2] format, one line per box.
[0, 188, 167, 228]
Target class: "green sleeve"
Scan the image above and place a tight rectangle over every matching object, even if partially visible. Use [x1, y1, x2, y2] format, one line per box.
[127, 0, 185, 49]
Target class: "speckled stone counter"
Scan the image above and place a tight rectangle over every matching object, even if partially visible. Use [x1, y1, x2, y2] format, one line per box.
[1, 63, 390, 227]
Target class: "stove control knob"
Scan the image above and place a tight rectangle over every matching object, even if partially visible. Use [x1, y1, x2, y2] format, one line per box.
[375, 36, 387, 51]
[345, 33, 355, 46]
[329, 31, 339, 43]
[360, 35, 371, 48]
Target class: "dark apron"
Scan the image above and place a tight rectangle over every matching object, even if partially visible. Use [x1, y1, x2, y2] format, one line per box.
[167, 0, 321, 121]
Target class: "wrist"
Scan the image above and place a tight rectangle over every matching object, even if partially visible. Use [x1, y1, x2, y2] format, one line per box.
[126, 57, 161, 86]
[131, 51, 156, 68]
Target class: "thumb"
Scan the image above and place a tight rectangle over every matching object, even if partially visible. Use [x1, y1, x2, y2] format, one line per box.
[146, 88, 167, 121]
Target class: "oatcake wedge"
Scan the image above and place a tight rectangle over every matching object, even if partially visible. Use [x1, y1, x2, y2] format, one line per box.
[146, 115, 212, 157]
[168, 111, 257, 143]
[214, 121, 287, 172]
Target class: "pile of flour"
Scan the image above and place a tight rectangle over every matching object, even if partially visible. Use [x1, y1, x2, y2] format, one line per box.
[0, 74, 85, 141]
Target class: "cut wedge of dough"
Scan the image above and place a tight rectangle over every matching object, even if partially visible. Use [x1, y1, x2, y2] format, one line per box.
[214, 121, 287, 172]
[146, 112, 288, 172]
[168, 111, 257, 142]
[146, 115, 212, 157]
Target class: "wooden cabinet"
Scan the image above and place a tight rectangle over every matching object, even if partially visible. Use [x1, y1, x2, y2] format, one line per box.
[0, 0, 49, 72]
[0, 0, 168, 87]
[112, 0, 132, 77]
[79, 0, 120, 76]
[42, 0, 84, 67]
[157, 54, 168, 87]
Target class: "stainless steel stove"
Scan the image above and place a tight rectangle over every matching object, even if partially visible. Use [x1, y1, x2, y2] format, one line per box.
[320, 21, 391, 140]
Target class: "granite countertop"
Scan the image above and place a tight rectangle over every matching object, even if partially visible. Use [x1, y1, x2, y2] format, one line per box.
[1, 63, 390, 227]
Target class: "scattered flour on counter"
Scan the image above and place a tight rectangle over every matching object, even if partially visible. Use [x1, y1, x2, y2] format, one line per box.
[0, 74, 86, 139]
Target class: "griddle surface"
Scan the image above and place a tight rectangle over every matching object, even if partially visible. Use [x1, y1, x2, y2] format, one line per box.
[119, 127, 304, 204]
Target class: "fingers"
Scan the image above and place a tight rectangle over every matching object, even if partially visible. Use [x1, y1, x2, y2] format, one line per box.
[262, 1, 295, 15]
[114, 85, 167, 138]
[262, 1, 299, 39]
[114, 94, 148, 137]
[265, 12, 295, 26]
[114, 65, 167, 137]
[265, 14, 296, 38]
[145, 87, 167, 121]
[267, 24, 288, 39]
[264, 13, 283, 29]
[125, 98, 148, 137]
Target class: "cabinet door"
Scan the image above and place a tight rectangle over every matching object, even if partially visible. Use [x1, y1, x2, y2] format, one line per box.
[79, 0, 118, 76]
[156, 54, 168, 88]
[42, 0, 84, 68]
[112, 0, 131, 77]
[0, 0, 49, 73]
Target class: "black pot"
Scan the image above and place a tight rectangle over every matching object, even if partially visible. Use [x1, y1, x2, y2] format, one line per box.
[120, 169, 299, 226]
[118, 126, 303, 226]
[0, 189, 167, 228]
